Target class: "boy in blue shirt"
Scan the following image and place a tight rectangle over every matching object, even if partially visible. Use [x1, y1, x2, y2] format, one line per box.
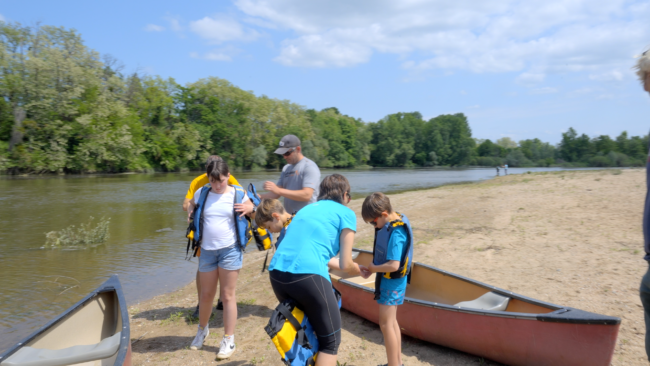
[362, 192, 413, 366]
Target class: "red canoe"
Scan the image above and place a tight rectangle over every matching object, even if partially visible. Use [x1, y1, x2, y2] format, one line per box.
[330, 249, 620, 366]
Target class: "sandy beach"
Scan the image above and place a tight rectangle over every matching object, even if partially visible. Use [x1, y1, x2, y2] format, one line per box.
[128, 169, 647, 365]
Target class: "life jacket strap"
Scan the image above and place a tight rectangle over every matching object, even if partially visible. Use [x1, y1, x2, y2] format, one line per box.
[261, 250, 270, 274]
[373, 274, 382, 300]
[185, 238, 192, 260]
[276, 303, 310, 349]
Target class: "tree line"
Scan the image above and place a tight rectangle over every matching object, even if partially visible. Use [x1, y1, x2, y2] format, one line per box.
[0, 22, 646, 174]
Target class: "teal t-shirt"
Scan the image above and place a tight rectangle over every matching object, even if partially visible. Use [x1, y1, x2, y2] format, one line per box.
[379, 225, 408, 292]
[268, 200, 357, 281]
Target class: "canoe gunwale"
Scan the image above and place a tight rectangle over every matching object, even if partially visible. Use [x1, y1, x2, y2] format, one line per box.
[344, 249, 621, 325]
[0, 275, 131, 365]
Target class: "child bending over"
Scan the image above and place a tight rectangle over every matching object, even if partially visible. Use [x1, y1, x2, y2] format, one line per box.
[255, 198, 369, 274]
[254, 199, 294, 248]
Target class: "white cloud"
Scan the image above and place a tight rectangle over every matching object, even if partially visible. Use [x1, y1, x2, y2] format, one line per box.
[597, 94, 615, 100]
[144, 24, 165, 32]
[567, 87, 600, 97]
[589, 70, 624, 82]
[233, 0, 649, 71]
[275, 34, 372, 67]
[530, 87, 559, 95]
[190, 15, 259, 44]
[164, 16, 183, 32]
[190, 46, 242, 62]
[0, 13, 5, 22]
[516, 73, 546, 87]
[468, 105, 480, 109]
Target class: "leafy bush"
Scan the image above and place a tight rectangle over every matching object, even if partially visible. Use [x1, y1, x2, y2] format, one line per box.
[45, 216, 110, 248]
[475, 156, 503, 166]
[505, 149, 532, 167]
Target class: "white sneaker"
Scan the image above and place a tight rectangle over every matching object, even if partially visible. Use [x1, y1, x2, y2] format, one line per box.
[216, 335, 236, 359]
[190, 325, 209, 350]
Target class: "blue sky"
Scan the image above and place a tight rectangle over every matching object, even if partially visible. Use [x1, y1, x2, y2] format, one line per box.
[2, 0, 649, 144]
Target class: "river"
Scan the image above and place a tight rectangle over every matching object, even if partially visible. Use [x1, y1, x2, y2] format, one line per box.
[0, 166, 598, 349]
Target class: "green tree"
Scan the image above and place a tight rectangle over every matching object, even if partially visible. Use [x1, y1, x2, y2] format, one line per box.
[496, 137, 517, 149]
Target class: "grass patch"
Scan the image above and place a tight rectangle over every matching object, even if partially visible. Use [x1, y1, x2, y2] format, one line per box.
[251, 356, 266, 365]
[160, 311, 185, 326]
[611, 169, 622, 175]
[238, 298, 256, 306]
[45, 216, 110, 248]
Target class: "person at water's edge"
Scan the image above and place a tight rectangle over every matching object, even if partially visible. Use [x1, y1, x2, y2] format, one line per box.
[187, 159, 254, 358]
[636, 49, 650, 361]
[260, 135, 320, 213]
[183, 155, 239, 316]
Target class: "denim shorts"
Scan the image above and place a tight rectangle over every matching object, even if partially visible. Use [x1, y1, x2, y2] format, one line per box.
[198, 245, 243, 272]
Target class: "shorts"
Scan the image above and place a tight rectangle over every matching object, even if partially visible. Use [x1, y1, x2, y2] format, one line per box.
[198, 245, 243, 272]
[377, 287, 406, 306]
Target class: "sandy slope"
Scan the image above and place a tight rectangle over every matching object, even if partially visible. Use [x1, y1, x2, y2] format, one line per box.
[129, 169, 647, 365]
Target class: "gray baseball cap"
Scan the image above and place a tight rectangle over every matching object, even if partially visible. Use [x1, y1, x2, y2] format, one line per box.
[274, 134, 301, 155]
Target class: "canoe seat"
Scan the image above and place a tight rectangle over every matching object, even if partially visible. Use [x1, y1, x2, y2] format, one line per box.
[1, 331, 121, 366]
[454, 292, 510, 311]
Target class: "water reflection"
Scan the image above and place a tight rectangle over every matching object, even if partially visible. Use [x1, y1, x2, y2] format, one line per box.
[0, 166, 596, 350]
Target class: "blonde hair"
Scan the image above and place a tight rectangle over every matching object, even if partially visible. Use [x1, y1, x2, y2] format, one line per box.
[254, 199, 286, 227]
[636, 49, 650, 82]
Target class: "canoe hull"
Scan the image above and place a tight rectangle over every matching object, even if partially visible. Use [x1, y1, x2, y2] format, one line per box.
[335, 281, 618, 366]
[0, 275, 132, 366]
[332, 249, 619, 366]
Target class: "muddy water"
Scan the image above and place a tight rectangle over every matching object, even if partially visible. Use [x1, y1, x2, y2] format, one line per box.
[0, 166, 584, 349]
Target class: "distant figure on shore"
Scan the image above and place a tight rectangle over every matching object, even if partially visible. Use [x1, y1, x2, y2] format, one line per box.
[496, 166, 500, 176]
[260, 135, 320, 214]
[636, 48, 650, 361]
[504, 164, 508, 175]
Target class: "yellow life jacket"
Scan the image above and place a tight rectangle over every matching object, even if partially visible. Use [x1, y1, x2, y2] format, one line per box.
[265, 287, 341, 366]
[252, 224, 273, 251]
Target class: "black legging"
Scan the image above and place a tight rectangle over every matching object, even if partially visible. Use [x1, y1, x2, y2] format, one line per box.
[269, 270, 341, 355]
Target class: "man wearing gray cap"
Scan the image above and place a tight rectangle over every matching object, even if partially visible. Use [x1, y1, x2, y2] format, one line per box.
[260, 134, 320, 213]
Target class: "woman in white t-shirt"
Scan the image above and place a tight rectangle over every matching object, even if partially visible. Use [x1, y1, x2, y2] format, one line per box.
[186, 159, 253, 359]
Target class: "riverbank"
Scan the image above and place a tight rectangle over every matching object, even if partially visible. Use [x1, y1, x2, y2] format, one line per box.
[128, 169, 646, 365]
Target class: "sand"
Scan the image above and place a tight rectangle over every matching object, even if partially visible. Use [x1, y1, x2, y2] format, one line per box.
[128, 169, 647, 365]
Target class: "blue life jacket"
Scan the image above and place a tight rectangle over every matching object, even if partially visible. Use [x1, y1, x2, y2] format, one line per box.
[372, 212, 414, 300]
[265, 287, 341, 366]
[186, 184, 252, 258]
[247, 183, 262, 207]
